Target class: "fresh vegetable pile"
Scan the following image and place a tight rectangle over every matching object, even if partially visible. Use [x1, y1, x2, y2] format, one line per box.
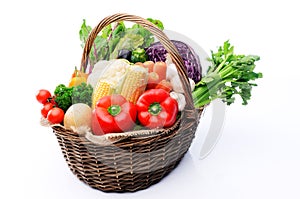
[36, 18, 262, 136]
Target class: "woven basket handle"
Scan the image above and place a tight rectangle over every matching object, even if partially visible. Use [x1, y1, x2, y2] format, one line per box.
[80, 13, 195, 111]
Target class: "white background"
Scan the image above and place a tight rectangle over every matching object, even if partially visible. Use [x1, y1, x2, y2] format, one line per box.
[1, 0, 299, 198]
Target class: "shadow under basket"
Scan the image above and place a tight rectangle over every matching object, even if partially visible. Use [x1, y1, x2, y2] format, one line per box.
[50, 13, 204, 192]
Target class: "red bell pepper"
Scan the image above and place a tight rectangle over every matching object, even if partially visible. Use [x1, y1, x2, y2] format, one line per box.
[136, 89, 178, 129]
[92, 94, 137, 135]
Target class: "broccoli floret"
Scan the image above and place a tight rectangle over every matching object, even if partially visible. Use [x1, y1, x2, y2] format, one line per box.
[54, 83, 93, 112]
[72, 83, 93, 107]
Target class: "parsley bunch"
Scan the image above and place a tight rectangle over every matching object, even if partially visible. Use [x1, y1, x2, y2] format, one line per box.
[192, 41, 262, 108]
[54, 84, 73, 112]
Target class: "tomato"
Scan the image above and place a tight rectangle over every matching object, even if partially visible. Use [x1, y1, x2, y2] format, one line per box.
[48, 96, 57, 107]
[41, 103, 54, 118]
[36, 89, 51, 104]
[47, 107, 64, 124]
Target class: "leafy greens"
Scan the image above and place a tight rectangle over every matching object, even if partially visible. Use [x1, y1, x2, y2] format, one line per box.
[192, 41, 262, 107]
[79, 18, 164, 72]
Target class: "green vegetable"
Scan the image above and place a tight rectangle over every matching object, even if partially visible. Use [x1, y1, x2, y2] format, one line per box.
[109, 34, 144, 60]
[54, 83, 93, 112]
[72, 83, 93, 107]
[146, 18, 164, 30]
[79, 18, 164, 72]
[131, 48, 148, 63]
[79, 19, 91, 47]
[192, 41, 262, 108]
[54, 84, 73, 112]
[79, 20, 108, 70]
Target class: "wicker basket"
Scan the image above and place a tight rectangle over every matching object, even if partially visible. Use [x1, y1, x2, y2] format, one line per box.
[51, 13, 204, 192]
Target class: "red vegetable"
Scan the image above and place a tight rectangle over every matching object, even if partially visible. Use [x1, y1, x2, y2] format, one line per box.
[36, 89, 51, 104]
[47, 107, 64, 124]
[92, 95, 137, 135]
[41, 102, 54, 118]
[136, 89, 178, 129]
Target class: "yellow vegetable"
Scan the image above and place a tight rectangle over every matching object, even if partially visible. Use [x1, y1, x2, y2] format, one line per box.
[69, 67, 88, 87]
[92, 80, 114, 108]
[120, 65, 148, 104]
[91, 59, 129, 108]
[87, 60, 111, 88]
[69, 76, 86, 87]
[91, 60, 148, 107]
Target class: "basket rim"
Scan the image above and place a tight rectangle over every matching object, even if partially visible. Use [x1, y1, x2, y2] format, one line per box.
[52, 115, 181, 146]
[51, 106, 204, 146]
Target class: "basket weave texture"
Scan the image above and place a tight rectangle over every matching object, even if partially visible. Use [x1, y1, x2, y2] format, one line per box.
[52, 13, 203, 192]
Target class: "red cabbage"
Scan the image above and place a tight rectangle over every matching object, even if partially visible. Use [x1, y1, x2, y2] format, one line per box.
[145, 40, 202, 83]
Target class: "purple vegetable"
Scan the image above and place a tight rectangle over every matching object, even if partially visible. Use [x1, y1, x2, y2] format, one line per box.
[145, 40, 202, 83]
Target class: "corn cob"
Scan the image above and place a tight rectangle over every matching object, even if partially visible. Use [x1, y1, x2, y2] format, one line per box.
[92, 80, 114, 108]
[120, 65, 148, 104]
[91, 59, 130, 108]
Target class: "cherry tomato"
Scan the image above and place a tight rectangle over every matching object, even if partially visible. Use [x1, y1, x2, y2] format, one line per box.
[36, 89, 51, 104]
[47, 107, 64, 124]
[41, 103, 54, 118]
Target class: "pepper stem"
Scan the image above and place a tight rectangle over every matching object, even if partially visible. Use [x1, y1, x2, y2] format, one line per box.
[108, 105, 121, 116]
[148, 102, 162, 116]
